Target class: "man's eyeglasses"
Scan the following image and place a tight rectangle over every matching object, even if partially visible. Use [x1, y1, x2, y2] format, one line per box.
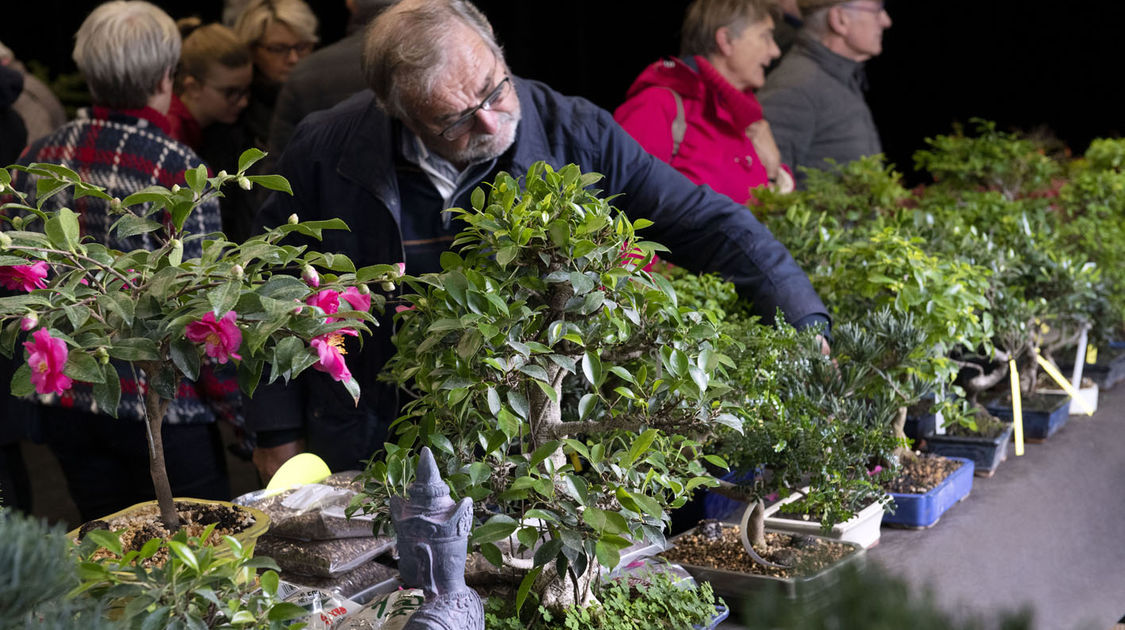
[843, 1, 886, 14]
[207, 83, 251, 103]
[255, 41, 314, 56]
[438, 77, 511, 140]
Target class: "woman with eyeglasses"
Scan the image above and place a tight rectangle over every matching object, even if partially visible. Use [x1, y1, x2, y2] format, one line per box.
[614, 0, 794, 205]
[166, 18, 259, 244]
[232, 0, 318, 152]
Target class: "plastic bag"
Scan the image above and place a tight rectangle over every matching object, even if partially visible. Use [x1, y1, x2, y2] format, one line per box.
[256, 534, 395, 578]
[283, 559, 400, 602]
[234, 483, 375, 541]
[276, 582, 424, 630]
[276, 582, 362, 629]
[338, 589, 425, 630]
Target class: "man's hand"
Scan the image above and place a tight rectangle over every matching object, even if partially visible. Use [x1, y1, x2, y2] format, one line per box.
[816, 334, 831, 357]
[252, 439, 306, 485]
[746, 120, 782, 182]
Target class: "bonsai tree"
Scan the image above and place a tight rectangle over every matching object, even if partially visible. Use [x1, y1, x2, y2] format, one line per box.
[353, 162, 741, 612]
[0, 151, 401, 529]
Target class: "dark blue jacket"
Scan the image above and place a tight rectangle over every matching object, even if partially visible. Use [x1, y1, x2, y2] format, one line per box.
[248, 77, 827, 470]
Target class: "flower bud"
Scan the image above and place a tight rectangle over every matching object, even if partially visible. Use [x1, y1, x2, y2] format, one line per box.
[95, 347, 110, 365]
[380, 281, 396, 292]
[238, 176, 252, 191]
[10, 216, 22, 229]
[19, 313, 37, 331]
[302, 265, 320, 288]
[288, 213, 299, 225]
[394, 262, 406, 276]
[218, 170, 228, 178]
[292, 299, 303, 315]
[0, 232, 10, 248]
[232, 264, 244, 279]
[357, 284, 371, 295]
[169, 238, 182, 250]
[171, 184, 181, 193]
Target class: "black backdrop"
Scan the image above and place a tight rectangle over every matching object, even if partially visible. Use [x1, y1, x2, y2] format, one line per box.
[5, 1, 1123, 182]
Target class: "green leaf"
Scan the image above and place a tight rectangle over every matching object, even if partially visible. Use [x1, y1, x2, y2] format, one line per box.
[471, 186, 486, 210]
[123, 595, 157, 620]
[497, 407, 522, 438]
[532, 537, 563, 567]
[267, 602, 308, 622]
[515, 566, 543, 614]
[238, 148, 267, 173]
[208, 281, 241, 317]
[92, 367, 121, 417]
[569, 271, 595, 295]
[507, 390, 529, 419]
[480, 542, 503, 568]
[581, 506, 628, 535]
[608, 365, 635, 384]
[85, 529, 123, 556]
[107, 337, 160, 361]
[246, 174, 293, 195]
[229, 610, 256, 625]
[595, 539, 621, 570]
[10, 363, 34, 397]
[529, 440, 561, 468]
[167, 540, 200, 572]
[534, 380, 558, 403]
[44, 207, 80, 252]
[170, 337, 201, 381]
[578, 393, 597, 421]
[185, 164, 207, 192]
[582, 351, 602, 387]
[703, 454, 729, 469]
[65, 349, 104, 383]
[562, 474, 588, 504]
[471, 516, 520, 545]
[625, 429, 659, 467]
[111, 214, 164, 240]
[486, 387, 501, 416]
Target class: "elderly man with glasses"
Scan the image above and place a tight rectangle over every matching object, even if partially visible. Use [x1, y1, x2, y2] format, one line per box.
[245, 0, 830, 481]
[759, 0, 892, 188]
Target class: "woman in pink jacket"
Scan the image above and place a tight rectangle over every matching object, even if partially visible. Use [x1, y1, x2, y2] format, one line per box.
[615, 0, 793, 204]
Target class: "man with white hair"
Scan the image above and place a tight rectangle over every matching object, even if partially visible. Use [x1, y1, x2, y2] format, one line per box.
[758, 0, 892, 186]
[246, 0, 829, 480]
[7, 1, 233, 521]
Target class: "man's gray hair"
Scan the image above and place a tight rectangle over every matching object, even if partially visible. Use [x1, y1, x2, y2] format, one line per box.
[73, 1, 180, 109]
[362, 0, 503, 121]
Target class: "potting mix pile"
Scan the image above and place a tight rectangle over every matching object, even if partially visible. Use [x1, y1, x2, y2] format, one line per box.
[662, 526, 853, 579]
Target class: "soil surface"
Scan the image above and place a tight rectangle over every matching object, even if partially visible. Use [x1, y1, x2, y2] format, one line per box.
[79, 501, 256, 565]
[882, 453, 962, 494]
[984, 390, 1068, 413]
[662, 525, 853, 579]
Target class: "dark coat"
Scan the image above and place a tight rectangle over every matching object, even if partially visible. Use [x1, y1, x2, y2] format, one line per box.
[759, 32, 882, 187]
[247, 77, 828, 470]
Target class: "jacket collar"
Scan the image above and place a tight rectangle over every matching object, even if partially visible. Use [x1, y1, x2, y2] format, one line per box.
[795, 31, 868, 92]
[507, 77, 544, 176]
[87, 105, 174, 135]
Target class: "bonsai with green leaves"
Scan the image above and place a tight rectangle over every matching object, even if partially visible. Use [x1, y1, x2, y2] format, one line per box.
[0, 150, 401, 529]
[353, 162, 741, 611]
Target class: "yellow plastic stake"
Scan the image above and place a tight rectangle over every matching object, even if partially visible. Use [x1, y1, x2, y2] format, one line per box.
[1009, 359, 1024, 457]
[1035, 351, 1095, 415]
[1086, 344, 1098, 365]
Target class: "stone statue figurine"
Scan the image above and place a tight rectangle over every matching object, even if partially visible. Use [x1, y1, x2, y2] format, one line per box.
[391, 447, 484, 630]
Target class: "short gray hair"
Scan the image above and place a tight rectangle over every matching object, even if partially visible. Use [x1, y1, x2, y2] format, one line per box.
[362, 0, 503, 121]
[680, 0, 779, 58]
[73, 1, 180, 109]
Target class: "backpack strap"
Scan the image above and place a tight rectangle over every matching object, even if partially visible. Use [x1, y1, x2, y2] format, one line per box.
[661, 87, 686, 158]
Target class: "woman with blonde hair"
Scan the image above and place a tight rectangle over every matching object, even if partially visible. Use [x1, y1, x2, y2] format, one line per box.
[169, 18, 252, 148]
[232, 0, 318, 149]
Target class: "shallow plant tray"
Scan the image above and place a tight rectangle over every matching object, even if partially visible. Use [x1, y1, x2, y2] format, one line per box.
[883, 456, 973, 528]
[694, 603, 730, 629]
[923, 424, 1013, 477]
[763, 490, 886, 549]
[985, 393, 1070, 441]
[668, 524, 866, 610]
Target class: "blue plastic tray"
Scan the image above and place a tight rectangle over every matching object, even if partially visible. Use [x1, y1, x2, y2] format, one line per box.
[694, 603, 731, 629]
[985, 394, 1069, 440]
[923, 424, 1013, 476]
[883, 456, 974, 528]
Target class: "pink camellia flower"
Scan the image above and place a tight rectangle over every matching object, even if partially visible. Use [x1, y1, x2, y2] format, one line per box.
[340, 286, 371, 313]
[311, 329, 357, 382]
[867, 465, 884, 477]
[306, 289, 340, 319]
[184, 310, 243, 364]
[20, 313, 38, 331]
[395, 262, 406, 276]
[0, 261, 49, 292]
[23, 328, 72, 395]
[394, 304, 416, 314]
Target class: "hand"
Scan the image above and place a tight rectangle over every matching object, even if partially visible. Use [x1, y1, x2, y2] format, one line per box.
[746, 120, 782, 182]
[252, 439, 306, 485]
[816, 334, 831, 357]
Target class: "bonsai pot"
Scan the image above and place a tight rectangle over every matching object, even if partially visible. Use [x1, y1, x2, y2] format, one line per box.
[70, 497, 271, 555]
[984, 392, 1070, 441]
[665, 523, 866, 611]
[763, 489, 886, 549]
[922, 424, 1013, 477]
[1059, 345, 1125, 390]
[883, 456, 974, 528]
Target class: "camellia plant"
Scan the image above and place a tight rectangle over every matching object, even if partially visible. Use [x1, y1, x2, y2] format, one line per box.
[353, 162, 741, 612]
[0, 151, 401, 529]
